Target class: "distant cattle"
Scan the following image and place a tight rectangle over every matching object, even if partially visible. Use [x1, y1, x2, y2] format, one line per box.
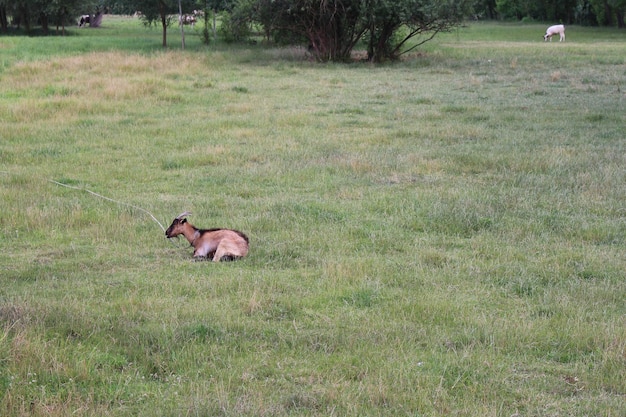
[78, 13, 103, 28]
[78, 15, 90, 27]
[544, 24, 565, 42]
[179, 14, 197, 27]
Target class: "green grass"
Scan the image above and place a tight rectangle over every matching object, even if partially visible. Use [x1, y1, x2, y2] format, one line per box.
[1, 17, 625, 416]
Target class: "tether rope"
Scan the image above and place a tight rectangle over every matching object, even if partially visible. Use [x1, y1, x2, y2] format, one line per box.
[48, 179, 167, 232]
[1, 171, 167, 233]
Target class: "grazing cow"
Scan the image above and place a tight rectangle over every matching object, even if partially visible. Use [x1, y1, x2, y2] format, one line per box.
[78, 15, 90, 27]
[179, 14, 197, 27]
[544, 24, 565, 42]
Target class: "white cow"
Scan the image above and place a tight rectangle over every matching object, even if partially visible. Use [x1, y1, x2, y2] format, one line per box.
[544, 24, 565, 42]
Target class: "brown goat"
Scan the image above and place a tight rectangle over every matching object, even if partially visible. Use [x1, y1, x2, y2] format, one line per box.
[165, 212, 249, 262]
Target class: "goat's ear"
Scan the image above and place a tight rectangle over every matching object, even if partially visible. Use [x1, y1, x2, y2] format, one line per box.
[181, 218, 187, 224]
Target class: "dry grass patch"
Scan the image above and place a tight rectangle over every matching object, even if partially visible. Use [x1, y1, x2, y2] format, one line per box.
[551, 70, 562, 81]
[3, 51, 209, 103]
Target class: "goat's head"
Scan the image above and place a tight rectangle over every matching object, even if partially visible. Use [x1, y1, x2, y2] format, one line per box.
[165, 211, 192, 238]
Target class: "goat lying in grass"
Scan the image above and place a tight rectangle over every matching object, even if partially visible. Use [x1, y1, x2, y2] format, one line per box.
[165, 212, 249, 262]
[544, 24, 565, 42]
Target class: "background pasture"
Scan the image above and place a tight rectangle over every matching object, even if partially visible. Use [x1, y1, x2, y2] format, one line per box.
[1, 17, 625, 416]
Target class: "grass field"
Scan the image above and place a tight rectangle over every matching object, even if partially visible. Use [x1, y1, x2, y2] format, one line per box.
[1, 17, 625, 416]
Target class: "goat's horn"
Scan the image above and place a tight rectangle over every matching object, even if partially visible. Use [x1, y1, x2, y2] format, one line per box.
[176, 211, 192, 219]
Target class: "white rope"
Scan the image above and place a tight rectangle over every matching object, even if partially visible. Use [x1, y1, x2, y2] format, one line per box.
[48, 179, 167, 232]
[1, 171, 175, 244]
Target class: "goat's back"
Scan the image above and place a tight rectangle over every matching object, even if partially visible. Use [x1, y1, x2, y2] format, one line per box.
[202, 228, 248, 243]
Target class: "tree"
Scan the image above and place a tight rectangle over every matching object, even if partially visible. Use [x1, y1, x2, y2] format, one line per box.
[589, 0, 626, 27]
[46, 0, 96, 34]
[219, 0, 255, 42]
[197, 0, 229, 43]
[490, 0, 623, 25]
[244, 0, 365, 61]
[0, 0, 9, 32]
[471, 0, 497, 19]
[133, 0, 175, 47]
[296, 0, 362, 60]
[363, 0, 472, 62]
[44, 0, 75, 34]
[129, 0, 194, 47]
[10, 0, 35, 32]
[247, 0, 471, 62]
[0, 0, 98, 34]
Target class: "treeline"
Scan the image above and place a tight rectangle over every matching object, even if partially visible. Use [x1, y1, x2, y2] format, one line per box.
[474, 0, 625, 27]
[3, 0, 625, 33]
[1, 1, 623, 58]
[0, 0, 102, 34]
[0, 0, 472, 62]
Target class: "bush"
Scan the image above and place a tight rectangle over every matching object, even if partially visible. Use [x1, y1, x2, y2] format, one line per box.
[218, 11, 251, 43]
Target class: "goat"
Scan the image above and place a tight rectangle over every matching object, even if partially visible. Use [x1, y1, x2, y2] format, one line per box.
[544, 24, 565, 42]
[165, 212, 249, 262]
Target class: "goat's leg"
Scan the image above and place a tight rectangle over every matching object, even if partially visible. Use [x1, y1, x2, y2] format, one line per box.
[212, 243, 239, 262]
[192, 248, 210, 260]
[211, 246, 227, 262]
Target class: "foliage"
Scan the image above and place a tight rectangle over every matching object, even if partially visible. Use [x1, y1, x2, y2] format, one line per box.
[242, 0, 470, 62]
[127, 0, 196, 47]
[471, 0, 497, 19]
[246, 0, 365, 61]
[41, 0, 84, 32]
[218, 0, 254, 42]
[200, 7, 211, 43]
[1, 0, 625, 38]
[363, 0, 472, 62]
[0, 0, 102, 34]
[493, 0, 626, 26]
[588, 0, 626, 26]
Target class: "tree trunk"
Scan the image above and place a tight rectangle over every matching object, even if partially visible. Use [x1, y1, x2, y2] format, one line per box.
[213, 9, 217, 41]
[178, 0, 185, 49]
[601, 1, 612, 26]
[1, 6, 7, 32]
[616, 10, 625, 28]
[19, 5, 30, 33]
[159, 2, 168, 47]
[41, 14, 49, 34]
[161, 15, 167, 47]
